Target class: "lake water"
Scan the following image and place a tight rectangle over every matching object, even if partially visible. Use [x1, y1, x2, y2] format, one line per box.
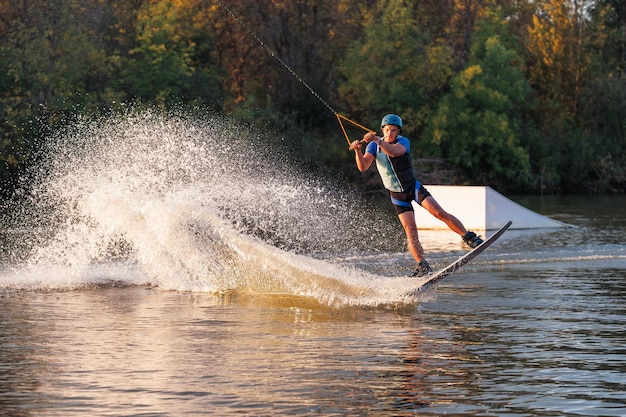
[1, 111, 624, 415]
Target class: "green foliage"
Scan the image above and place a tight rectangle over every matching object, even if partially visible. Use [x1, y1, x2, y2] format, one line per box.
[0, 0, 624, 196]
[425, 10, 534, 191]
[123, 0, 224, 106]
[523, 0, 626, 193]
[337, 0, 454, 139]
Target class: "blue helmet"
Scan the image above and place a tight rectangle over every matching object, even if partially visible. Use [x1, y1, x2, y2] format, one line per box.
[381, 114, 402, 129]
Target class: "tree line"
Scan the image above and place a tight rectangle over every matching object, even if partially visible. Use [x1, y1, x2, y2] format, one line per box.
[1, 0, 624, 195]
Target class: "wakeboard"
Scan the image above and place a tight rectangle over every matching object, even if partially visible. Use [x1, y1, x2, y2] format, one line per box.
[406, 220, 512, 295]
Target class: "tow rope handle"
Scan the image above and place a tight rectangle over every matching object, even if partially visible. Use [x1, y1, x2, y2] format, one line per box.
[335, 113, 376, 149]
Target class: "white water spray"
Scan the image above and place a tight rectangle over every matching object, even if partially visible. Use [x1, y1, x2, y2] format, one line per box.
[1, 108, 426, 306]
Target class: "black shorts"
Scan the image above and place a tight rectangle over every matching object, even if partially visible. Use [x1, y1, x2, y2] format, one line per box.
[390, 184, 432, 215]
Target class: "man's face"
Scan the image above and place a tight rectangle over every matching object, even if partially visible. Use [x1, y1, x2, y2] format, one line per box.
[382, 124, 400, 140]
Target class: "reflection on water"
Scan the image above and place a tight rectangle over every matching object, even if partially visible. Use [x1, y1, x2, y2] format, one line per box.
[1, 254, 625, 417]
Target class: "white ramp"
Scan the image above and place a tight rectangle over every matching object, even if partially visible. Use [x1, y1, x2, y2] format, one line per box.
[414, 185, 568, 230]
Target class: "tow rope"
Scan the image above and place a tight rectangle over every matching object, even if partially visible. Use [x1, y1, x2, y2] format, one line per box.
[215, 0, 373, 146]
